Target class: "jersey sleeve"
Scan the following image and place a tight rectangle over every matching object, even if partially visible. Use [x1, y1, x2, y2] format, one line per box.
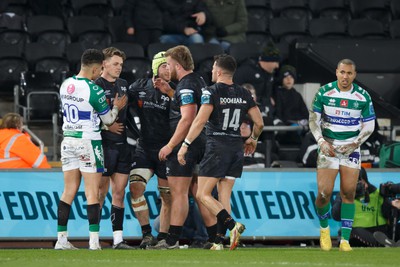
[201, 88, 213, 105]
[361, 91, 376, 122]
[311, 87, 323, 113]
[88, 82, 110, 115]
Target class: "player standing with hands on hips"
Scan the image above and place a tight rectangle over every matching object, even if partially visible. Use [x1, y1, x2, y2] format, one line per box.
[309, 59, 376, 252]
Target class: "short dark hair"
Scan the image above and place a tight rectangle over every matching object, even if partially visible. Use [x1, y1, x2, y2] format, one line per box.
[337, 58, 356, 70]
[81, 49, 104, 67]
[214, 54, 237, 75]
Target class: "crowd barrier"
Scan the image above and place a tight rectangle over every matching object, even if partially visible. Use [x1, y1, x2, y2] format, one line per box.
[0, 169, 398, 240]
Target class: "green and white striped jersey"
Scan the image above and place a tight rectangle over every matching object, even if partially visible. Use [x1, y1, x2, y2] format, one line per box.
[60, 76, 110, 140]
[311, 81, 376, 146]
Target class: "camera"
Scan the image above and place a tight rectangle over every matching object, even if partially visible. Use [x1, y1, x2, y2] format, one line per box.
[379, 182, 400, 199]
[355, 180, 366, 198]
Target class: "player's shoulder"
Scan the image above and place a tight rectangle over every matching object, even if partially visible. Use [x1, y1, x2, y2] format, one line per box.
[352, 83, 372, 100]
[129, 78, 150, 91]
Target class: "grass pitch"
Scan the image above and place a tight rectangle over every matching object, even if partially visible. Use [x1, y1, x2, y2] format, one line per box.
[0, 247, 398, 267]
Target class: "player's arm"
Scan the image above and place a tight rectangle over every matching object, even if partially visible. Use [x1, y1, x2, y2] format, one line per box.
[99, 93, 127, 126]
[177, 104, 212, 165]
[167, 103, 198, 148]
[244, 106, 264, 155]
[183, 104, 213, 144]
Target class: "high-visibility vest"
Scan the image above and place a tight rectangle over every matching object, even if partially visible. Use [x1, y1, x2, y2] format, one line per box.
[0, 128, 51, 169]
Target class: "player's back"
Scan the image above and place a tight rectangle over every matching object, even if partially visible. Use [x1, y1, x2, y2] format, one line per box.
[60, 76, 109, 140]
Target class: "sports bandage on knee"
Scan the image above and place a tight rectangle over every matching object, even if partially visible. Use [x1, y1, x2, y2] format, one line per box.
[158, 186, 171, 195]
[131, 195, 148, 212]
[129, 168, 153, 186]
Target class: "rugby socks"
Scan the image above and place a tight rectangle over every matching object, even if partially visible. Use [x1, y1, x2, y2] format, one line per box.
[111, 205, 124, 232]
[215, 219, 228, 244]
[166, 225, 182, 245]
[87, 203, 100, 232]
[141, 224, 152, 237]
[316, 203, 331, 228]
[157, 232, 168, 241]
[216, 209, 236, 231]
[340, 203, 355, 242]
[57, 200, 71, 232]
[206, 224, 217, 243]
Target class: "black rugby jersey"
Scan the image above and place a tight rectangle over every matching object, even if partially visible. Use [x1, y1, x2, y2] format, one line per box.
[128, 78, 172, 147]
[170, 72, 207, 147]
[95, 77, 128, 143]
[202, 83, 256, 138]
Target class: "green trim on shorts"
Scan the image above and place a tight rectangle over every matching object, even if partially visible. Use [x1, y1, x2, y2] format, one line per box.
[91, 140, 104, 172]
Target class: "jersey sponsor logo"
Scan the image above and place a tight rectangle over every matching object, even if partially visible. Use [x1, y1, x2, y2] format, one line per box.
[161, 95, 170, 102]
[92, 85, 100, 91]
[121, 86, 127, 92]
[325, 115, 359, 126]
[67, 84, 75, 94]
[354, 92, 363, 100]
[340, 99, 348, 107]
[98, 95, 106, 103]
[335, 110, 350, 116]
[139, 91, 146, 97]
[220, 97, 246, 104]
[326, 89, 336, 96]
[328, 98, 336, 106]
[61, 94, 84, 102]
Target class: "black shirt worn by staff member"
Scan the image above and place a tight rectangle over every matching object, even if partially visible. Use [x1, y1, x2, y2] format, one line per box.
[128, 78, 173, 148]
[95, 77, 129, 143]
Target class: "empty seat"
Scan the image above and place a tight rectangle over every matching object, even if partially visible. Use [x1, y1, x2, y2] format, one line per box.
[18, 71, 60, 123]
[67, 16, 111, 49]
[247, 7, 272, 32]
[0, 29, 30, 56]
[66, 42, 85, 73]
[246, 32, 271, 47]
[147, 42, 176, 60]
[348, 19, 387, 39]
[228, 42, 262, 65]
[309, 0, 350, 21]
[24, 43, 69, 84]
[309, 18, 348, 38]
[27, 15, 70, 51]
[188, 43, 224, 69]
[389, 20, 400, 39]
[110, 42, 145, 58]
[269, 17, 309, 43]
[0, 57, 28, 96]
[349, 0, 392, 28]
[70, 0, 113, 20]
[121, 58, 152, 85]
[270, 0, 311, 21]
[108, 15, 125, 43]
[391, 0, 400, 19]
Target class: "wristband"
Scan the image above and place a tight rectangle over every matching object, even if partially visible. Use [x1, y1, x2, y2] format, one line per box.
[184, 138, 191, 145]
[182, 142, 189, 148]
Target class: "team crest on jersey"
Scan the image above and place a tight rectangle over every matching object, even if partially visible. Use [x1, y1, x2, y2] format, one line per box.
[201, 90, 211, 104]
[67, 84, 75, 94]
[353, 101, 359, 109]
[93, 85, 100, 91]
[340, 99, 348, 107]
[121, 86, 127, 92]
[369, 104, 375, 114]
[180, 89, 194, 105]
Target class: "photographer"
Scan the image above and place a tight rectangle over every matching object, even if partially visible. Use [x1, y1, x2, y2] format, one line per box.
[332, 167, 400, 247]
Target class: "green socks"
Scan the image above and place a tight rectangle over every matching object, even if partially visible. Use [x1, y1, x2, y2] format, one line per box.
[340, 203, 355, 241]
[316, 203, 331, 228]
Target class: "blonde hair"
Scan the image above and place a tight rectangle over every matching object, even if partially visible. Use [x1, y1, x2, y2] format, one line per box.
[0, 113, 23, 129]
[165, 45, 194, 71]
